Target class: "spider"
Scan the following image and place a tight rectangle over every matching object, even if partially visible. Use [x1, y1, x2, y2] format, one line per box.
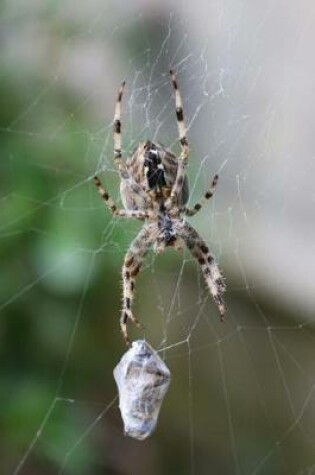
[94, 70, 226, 344]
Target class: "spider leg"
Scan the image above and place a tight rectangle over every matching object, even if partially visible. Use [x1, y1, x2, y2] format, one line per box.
[121, 224, 157, 344]
[181, 174, 219, 217]
[168, 70, 190, 206]
[94, 176, 150, 220]
[113, 80, 126, 173]
[170, 70, 189, 161]
[178, 222, 226, 319]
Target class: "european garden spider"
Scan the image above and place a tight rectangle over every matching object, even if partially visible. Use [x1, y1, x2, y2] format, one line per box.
[94, 70, 226, 344]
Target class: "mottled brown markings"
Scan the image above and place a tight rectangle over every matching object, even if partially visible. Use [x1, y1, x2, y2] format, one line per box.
[114, 119, 121, 133]
[180, 137, 188, 147]
[176, 107, 184, 121]
[130, 265, 140, 277]
[200, 244, 208, 254]
[194, 203, 202, 211]
[162, 187, 171, 199]
[125, 256, 134, 267]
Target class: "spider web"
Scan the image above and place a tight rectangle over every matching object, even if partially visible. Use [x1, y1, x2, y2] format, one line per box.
[2, 1, 315, 474]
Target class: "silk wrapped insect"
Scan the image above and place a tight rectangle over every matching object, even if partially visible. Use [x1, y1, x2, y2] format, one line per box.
[113, 340, 171, 440]
[94, 70, 226, 343]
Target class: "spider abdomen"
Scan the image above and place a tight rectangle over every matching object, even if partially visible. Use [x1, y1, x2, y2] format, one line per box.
[123, 141, 189, 211]
[144, 142, 167, 190]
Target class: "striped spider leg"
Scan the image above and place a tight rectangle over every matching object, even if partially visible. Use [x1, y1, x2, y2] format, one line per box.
[93, 176, 150, 220]
[177, 221, 226, 319]
[121, 223, 158, 344]
[181, 174, 219, 217]
[94, 80, 149, 220]
[113, 80, 126, 173]
[167, 69, 189, 207]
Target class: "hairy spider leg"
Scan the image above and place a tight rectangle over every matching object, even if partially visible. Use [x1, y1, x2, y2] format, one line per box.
[168, 70, 190, 206]
[170, 70, 189, 161]
[93, 176, 150, 220]
[113, 80, 127, 173]
[121, 224, 157, 344]
[182, 174, 219, 217]
[179, 221, 226, 319]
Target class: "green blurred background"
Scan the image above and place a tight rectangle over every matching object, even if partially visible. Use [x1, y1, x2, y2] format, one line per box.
[1, 1, 315, 474]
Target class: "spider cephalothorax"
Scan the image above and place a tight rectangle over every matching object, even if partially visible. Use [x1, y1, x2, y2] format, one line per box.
[94, 70, 226, 343]
[125, 140, 189, 209]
